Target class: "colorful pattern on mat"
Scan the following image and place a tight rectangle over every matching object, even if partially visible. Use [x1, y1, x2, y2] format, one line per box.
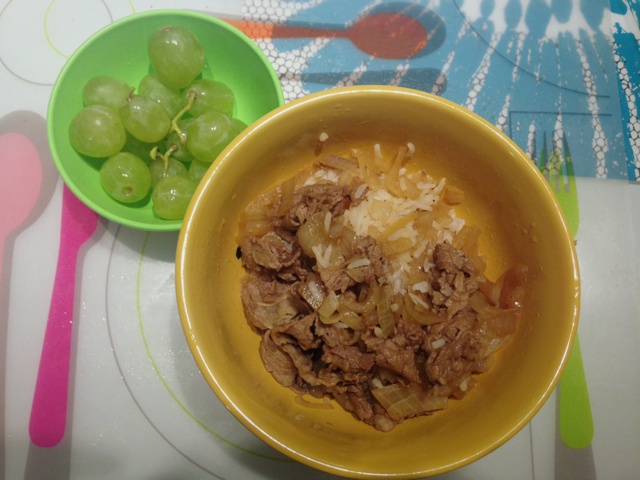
[242, 0, 640, 181]
[611, 0, 640, 180]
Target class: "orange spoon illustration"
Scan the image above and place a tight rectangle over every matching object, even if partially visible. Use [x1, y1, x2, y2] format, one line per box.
[225, 10, 437, 59]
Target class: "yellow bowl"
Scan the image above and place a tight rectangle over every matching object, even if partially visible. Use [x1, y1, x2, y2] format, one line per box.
[176, 86, 580, 478]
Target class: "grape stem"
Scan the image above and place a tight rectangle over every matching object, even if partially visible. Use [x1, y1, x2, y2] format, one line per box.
[150, 144, 178, 175]
[171, 90, 197, 144]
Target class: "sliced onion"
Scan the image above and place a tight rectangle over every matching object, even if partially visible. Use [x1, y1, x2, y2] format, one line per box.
[318, 290, 339, 317]
[372, 383, 448, 421]
[499, 263, 529, 308]
[470, 291, 501, 315]
[473, 354, 495, 373]
[477, 334, 511, 357]
[442, 185, 465, 205]
[320, 311, 364, 331]
[339, 281, 378, 314]
[376, 285, 395, 337]
[346, 267, 366, 283]
[235, 219, 272, 243]
[315, 154, 359, 172]
[450, 224, 480, 258]
[340, 311, 364, 330]
[478, 278, 501, 306]
[294, 394, 334, 410]
[404, 293, 444, 326]
[338, 225, 357, 258]
[486, 310, 518, 336]
[277, 176, 296, 215]
[347, 258, 371, 269]
[383, 146, 421, 199]
[301, 275, 326, 310]
[319, 312, 341, 324]
[297, 211, 329, 257]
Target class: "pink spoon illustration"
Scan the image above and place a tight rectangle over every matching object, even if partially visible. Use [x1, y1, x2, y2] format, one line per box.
[29, 185, 99, 448]
[0, 132, 43, 472]
[0, 133, 42, 284]
[0, 112, 58, 476]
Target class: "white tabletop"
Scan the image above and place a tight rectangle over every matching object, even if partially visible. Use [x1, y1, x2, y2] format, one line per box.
[2, 1, 640, 478]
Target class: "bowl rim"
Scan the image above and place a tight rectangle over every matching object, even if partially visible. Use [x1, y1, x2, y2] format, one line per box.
[176, 85, 581, 478]
[47, 8, 285, 231]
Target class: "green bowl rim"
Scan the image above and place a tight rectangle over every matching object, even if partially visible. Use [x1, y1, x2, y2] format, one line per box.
[47, 8, 285, 231]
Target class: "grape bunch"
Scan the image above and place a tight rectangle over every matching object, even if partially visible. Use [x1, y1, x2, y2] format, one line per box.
[68, 25, 248, 221]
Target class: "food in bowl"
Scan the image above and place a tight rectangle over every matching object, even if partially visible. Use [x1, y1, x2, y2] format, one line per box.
[177, 86, 580, 477]
[236, 140, 528, 431]
[48, 9, 284, 231]
[68, 24, 247, 220]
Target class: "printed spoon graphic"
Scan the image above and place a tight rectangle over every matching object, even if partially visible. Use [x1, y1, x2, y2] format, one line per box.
[0, 133, 42, 292]
[29, 185, 99, 448]
[0, 132, 42, 471]
[225, 7, 445, 59]
[0, 134, 43, 461]
[0, 112, 58, 476]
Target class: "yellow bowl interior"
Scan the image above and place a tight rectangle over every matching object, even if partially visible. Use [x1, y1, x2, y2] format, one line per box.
[176, 86, 580, 478]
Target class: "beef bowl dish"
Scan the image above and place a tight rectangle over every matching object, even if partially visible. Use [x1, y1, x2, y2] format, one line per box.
[176, 86, 580, 478]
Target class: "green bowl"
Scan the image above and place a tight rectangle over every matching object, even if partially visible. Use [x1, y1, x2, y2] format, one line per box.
[48, 9, 284, 231]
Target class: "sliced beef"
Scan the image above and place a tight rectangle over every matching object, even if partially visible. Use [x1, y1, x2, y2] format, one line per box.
[322, 344, 375, 375]
[282, 184, 352, 228]
[319, 267, 354, 293]
[333, 383, 398, 432]
[260, 331, 297, 387]
[317, 235, 386, 293]
[396, 315, 427, 348]
[433, 242, 474, 275]
[333, 383, 375, 425]
[240, 231, 301, 273]
[278, 341, 318, 387]
[271, 313, 320, 351]
[364, 335, 422, 384]
[352, 236, 387, 280]
[424, 310, 481, 386]
[314, 320, 357, 348]
[241, 276, 306, 330]
[428, 242, 479, 320]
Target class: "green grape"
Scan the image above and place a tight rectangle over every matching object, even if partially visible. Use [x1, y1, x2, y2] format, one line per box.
[188, 159, 210, 184]
[82, 76, 132, 109]
[163, 117, 195, 163]
[186, 110, 234, 163]
[99, 152, 152, 203]
[69, 105, 126, 158]
[230, 118, 249, 136]
[152, 175, 197, 220]
[121, 133, 157, 164]
[148, 25, 205, 90]
[184, 79, 235, 117]
[138, 74, 184, 118]
[149, 157, 188, 187]
[120, 95, 170, 143]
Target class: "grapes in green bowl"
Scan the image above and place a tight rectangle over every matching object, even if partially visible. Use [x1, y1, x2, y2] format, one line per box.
[48, 9, 284, 231]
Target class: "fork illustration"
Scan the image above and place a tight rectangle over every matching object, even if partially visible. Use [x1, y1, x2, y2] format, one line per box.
[539, 131, 593, 450]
